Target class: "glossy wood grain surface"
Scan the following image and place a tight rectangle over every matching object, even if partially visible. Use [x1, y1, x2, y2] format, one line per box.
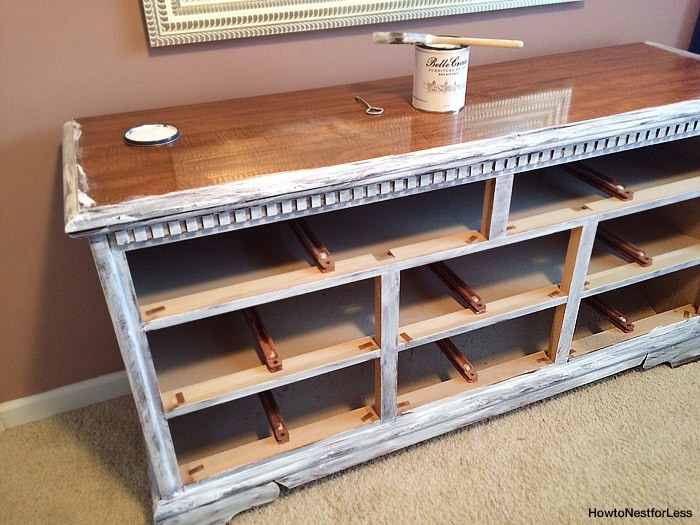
[69, 43, 700, 228]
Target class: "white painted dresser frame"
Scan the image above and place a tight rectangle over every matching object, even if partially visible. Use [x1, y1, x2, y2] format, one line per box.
[64, 43, 700, 524]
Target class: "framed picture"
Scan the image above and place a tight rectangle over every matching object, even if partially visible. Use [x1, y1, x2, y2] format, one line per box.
[142, 0, 581, 46]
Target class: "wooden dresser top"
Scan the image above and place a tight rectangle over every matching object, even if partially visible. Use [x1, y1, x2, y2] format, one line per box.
[64, 43, 700, 236]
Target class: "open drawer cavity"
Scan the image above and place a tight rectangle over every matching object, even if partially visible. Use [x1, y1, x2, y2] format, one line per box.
[398, 232, 570, 345]
[298, 181, 486, 263]
[170, 360, 378, 485]
[585, 198, 700, 293]
[396, 309, 557, 413]
[571, 267, 700, 359]
[507, 137, 700, 234]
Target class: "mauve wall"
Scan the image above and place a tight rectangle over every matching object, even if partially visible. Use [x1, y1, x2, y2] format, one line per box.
[1, 0, 698, 402]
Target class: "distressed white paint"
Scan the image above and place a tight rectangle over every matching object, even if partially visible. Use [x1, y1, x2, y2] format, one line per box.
[549, 223, 599, 363]
[375, 272, 401, 420]
[482, 174, 514, 240]
[64, 49, 700, 524]
[155, 482, 279, 525]
[64, 103, 700, 239]
[143, 319, 699, 525]
[89, 236, 183, 496]
[643, 327, 700, 368]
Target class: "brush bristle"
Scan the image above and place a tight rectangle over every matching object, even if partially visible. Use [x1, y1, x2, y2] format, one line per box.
[372, 32, 427, 45]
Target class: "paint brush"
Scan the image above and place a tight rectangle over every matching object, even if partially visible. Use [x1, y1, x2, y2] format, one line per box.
[373, 32, 524, 49]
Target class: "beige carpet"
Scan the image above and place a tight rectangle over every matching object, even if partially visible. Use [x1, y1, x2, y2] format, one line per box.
[1, 362, 698, 525]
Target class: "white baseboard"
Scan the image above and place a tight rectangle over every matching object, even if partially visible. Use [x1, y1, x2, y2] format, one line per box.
[0, 371, 130, 431]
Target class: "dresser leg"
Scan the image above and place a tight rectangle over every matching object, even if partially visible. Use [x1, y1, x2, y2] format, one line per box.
[154, 482, 280, 525]
[642, 328, 700, 369]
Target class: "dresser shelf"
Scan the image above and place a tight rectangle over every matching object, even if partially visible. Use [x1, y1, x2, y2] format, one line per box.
[64, 43, 700, 524]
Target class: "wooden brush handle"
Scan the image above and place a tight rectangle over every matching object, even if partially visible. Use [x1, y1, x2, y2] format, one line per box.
[430, 36, 524, 48]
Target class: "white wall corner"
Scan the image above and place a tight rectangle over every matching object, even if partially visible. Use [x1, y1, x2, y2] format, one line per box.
[0, 370, 129, 432]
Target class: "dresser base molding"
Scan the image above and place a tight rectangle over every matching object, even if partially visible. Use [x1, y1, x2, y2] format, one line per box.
[151, 320, 699, 524]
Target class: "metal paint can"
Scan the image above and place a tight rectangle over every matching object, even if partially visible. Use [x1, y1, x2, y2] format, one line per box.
[412, 43, 470, 113]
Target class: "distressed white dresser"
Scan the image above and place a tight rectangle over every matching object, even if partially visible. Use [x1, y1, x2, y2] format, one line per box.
[64, 43, 700, 524]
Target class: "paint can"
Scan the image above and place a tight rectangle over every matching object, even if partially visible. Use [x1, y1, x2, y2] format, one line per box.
[412, 43, 470, 113]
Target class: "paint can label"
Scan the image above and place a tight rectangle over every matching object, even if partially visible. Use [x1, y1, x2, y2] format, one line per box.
[412, 44, 470, 113]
